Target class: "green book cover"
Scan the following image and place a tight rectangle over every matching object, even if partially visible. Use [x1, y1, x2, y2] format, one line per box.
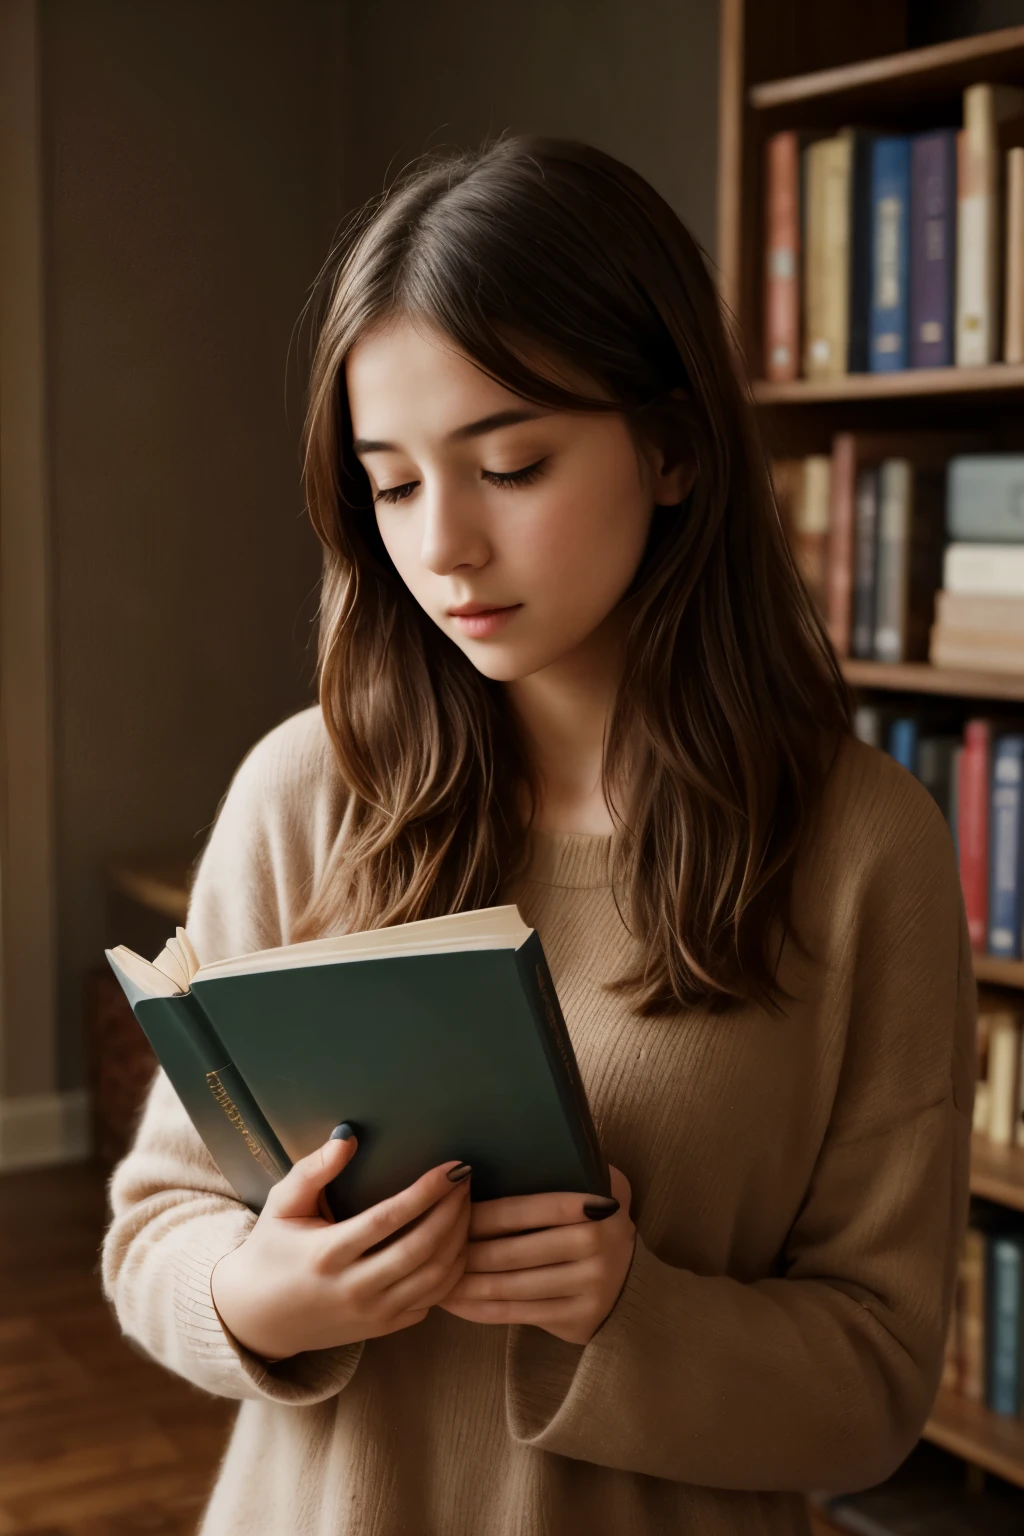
[106, 905, 610, 1219]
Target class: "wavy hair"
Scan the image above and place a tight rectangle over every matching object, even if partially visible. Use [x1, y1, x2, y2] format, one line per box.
[293, 132, 854, 1017]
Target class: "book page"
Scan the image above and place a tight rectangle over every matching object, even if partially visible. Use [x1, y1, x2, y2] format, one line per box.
[192, 902, 533, 984]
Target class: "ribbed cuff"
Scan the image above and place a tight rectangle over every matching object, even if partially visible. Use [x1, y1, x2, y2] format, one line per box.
[173, 1216, 364, 1405]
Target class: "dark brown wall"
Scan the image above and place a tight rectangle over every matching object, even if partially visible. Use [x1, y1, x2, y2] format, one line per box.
[344, 0, 720, 265]
[42, 0, 344, 1089]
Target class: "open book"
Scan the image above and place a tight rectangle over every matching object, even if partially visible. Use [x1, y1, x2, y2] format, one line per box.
[107, 904, 609, 1217]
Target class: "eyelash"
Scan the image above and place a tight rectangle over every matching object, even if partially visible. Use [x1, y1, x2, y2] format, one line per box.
[373, 458, 547, 506]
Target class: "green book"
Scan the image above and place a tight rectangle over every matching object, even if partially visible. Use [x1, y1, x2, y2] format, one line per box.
[106, 905, 610, 1218]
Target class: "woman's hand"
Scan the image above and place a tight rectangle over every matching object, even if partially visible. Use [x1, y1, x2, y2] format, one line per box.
[210, 1127, 472, 1361]
[436, 1164, 636, 1345]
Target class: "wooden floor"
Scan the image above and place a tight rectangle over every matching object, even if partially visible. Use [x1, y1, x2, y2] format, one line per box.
[0, 1160, 233, 1534]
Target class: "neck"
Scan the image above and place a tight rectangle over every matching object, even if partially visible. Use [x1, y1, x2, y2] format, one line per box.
[505, 603, 633, 835]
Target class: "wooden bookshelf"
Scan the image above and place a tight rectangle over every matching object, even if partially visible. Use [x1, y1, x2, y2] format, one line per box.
[718, 1, 1024, 1503]
[754, 363, 1024, 403]
[841, 659, 1024, 701]
[750, 24, 1024, 116]
[970, 1133, 1024, 1212]
[925, 1387, 1024, 1491]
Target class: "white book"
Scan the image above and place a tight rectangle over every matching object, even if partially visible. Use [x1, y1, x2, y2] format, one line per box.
[986, 1013, 1021, 1146]
[956, 84, 1024, 366]
[943, 542, 1024, 595]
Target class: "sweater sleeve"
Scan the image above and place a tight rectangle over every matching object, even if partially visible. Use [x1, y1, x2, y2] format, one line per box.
[101, 712, 364, 1404]
[504, 780, 976, 1494]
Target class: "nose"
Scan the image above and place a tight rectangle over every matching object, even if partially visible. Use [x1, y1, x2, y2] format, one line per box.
[419, 481, 490, 575]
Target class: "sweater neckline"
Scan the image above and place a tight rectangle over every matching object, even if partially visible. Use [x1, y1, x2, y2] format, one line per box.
[520, 826, 615, 889]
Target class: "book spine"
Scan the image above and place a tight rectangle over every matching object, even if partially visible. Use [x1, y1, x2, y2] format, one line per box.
[847, 130, 876, 373]
[947, 455, 1024, 542]
[956, 88, 1000, 366]
[887, 717, 918, 775]
[873, 459, 911, 662]
[851, 466, 879, 657]
[930, 633, 1024, 671]
[909, 129, 957, 368]
[826, 433, 856, 656]
[127, 985, 291, 1212]
[986, 1234, 1024, 1415]
[987, 1013, 1022, 1145]
[960, 1225, 986, 1400]
[988, 734, 1024, 952]
[960, 720, 992, 952]
[945, 542, 1024, 595]
[937, 590, 1024, 630]
[794, 455, 831, 614]
[764, 131, 800, 382]
[513, 932, 610, 1199]
[1005, 147, 1024, 363]
[951, 743, 962, 860]
[804, 137, 850, 378]
[869, 136, 911, 371]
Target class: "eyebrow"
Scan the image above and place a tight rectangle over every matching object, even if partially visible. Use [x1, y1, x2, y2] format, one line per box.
[351, 407, 552, 456]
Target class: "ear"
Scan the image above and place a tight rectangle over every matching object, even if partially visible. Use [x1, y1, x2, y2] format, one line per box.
[652, 453, 697, 507]
[648, 386, 696, 507]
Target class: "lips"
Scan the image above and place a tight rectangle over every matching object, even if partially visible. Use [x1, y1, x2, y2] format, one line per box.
[447, 603, 515, 616]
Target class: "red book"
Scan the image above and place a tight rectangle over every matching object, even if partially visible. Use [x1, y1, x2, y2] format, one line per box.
[826, 433, 856, 658]
[959, 718, 992, 952]
[764, 131, 800, 382]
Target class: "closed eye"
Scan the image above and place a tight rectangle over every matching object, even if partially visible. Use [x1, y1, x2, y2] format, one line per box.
[373, 458, 548, 506]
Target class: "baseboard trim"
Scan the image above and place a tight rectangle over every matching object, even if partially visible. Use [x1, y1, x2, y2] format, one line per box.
[0, 1089, 92, 1170]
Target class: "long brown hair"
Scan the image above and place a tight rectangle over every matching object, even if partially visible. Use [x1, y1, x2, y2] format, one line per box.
[294, 132, 854, 1018]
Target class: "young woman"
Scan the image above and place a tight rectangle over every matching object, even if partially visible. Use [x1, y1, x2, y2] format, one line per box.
[102, 135, 976, 1536]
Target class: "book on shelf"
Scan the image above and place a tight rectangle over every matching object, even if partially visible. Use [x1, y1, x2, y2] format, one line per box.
[799, 431, 982, 661]
[989, 737, 1024, 960]
[763, 129, 802, 382]
[931, 460, 1024, 668]
[869, 136, 911, 372]
[942, 1200, 1024, 1422]
[850, 706, 1024, 964]
[761, 80, 1024, 383]
[962, 717, 994, 950]
[943, 545, 1024, 595]
[910, 128, 958, 368]
[956, 84, 1024, 368]
[106, 906, 610, 1218]
[947, 456, 1024, 541]
[802, 133, 854, 378]
[1004, 146, 1024, 365]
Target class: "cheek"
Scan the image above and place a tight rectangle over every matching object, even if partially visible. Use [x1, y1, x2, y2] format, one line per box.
[521, 462, 652, 603]
[375, 515, 423, 591]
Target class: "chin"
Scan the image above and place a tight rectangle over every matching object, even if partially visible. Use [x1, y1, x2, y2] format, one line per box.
[451, 633, 586, 683]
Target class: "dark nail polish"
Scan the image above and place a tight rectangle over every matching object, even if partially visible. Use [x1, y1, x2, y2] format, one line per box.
[330, 1122, 355, 1141]
[447, 1162, 472, 1183]
[583, 1198, 619, 1221]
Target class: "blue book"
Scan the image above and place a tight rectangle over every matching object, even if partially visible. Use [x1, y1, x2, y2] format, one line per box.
[987, 1231, 1024, 1415]
[869, 137, 912, 372]
[887, 716, 919, 774]
[987, 734, 1024, 959]
[909, 129, 957, 368]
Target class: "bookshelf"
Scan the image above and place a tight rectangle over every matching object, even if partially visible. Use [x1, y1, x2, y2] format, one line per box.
[718, 0, 1024, 1504]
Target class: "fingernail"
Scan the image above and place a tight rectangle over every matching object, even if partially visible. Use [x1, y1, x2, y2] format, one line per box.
[583, 1198, 619, 1221]
[330, 1123, 355, 1141]
[447, 1162, 472, 1183]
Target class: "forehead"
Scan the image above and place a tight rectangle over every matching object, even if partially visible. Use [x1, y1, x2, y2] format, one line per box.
[344, 313, 607, 440]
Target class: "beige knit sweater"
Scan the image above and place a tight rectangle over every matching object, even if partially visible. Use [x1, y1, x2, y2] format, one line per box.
[101, 705, 976, 1536]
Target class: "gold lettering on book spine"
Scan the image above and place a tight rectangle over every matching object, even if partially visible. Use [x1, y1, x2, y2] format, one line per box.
[206, 1072, 278, 1176]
